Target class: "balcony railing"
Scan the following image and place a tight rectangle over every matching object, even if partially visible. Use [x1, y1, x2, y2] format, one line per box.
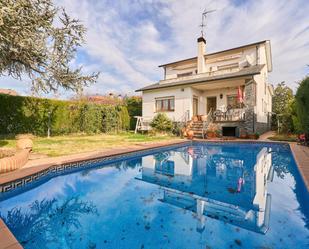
[212, 108, 245, 122]
[160, 67, 241, 85]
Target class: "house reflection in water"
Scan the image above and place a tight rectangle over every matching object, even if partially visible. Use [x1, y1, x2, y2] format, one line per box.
[139, 145, 273, 234]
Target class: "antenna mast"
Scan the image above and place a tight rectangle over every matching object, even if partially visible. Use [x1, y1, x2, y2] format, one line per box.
[200, 9, 216, 37]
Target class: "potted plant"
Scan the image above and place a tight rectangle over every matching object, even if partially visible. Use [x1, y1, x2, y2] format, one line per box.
[187, 130, 194, 140]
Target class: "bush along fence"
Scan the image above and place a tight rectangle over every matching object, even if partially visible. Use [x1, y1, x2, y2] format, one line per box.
[0, 94, 130, 135]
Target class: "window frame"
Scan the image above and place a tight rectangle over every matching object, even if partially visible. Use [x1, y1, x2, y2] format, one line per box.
[155, 96, 175, 112]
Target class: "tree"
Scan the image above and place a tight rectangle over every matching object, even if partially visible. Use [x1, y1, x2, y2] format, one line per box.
[272, 82, 294, 133]
[295, 76, 309, 134]
[0, 0, 98, 93]
[125, 96, 142, 130]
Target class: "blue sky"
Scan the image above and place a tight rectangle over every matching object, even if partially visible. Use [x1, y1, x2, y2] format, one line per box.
[1, 0, 308, 98]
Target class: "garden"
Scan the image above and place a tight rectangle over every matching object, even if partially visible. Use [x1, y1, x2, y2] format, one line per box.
[269, 76, 309, 144]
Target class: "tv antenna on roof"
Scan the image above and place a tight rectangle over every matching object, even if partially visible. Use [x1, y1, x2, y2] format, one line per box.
[200, 9, 216, 37]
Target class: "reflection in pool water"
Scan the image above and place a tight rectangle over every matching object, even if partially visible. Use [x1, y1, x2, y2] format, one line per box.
[140, 145, 273, 234]
[0, 143, 308, 248]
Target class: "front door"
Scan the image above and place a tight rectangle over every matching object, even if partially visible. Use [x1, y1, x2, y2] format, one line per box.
[207, 97, 217, 113]
[193, 97, 198, 116]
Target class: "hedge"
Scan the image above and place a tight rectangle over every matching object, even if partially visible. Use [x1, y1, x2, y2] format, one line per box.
[0, 94, 130, 135]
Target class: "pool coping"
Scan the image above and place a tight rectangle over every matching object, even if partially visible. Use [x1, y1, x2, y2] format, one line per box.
[0, 139, 308, 249]
[0, 218, 22, 249]
[289, 143, 309, 190]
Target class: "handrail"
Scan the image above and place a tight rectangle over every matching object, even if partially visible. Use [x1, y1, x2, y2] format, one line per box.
[202, 108, 213, 138]
[177, 110, 190, 137]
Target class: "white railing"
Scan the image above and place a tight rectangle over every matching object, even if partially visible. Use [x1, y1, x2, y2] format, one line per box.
[213, 108, 245, 122]
[160, 67, 241, 85]
[202, 108, 213, 138]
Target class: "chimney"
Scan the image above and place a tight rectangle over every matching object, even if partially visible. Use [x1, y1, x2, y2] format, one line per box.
[197, 37, 206, 74]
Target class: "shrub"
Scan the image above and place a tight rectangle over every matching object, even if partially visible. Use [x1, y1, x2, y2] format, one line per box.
[150, 113, 173, 132]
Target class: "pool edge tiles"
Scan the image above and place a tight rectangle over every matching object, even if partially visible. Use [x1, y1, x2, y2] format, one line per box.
[0, 218, 23, 249]
[0, 140, 190, 194]
[290, 143, 309, 191]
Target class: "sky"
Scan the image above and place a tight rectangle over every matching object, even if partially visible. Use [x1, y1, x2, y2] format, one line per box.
[1, 0, 308, 98]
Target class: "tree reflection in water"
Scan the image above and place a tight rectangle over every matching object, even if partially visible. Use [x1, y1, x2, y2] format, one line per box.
[1, 196, 98, 248]
[272, 152, 291, 179]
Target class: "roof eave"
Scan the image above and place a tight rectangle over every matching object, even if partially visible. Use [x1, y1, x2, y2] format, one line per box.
[136, 70, 262, 92]
[158, 40, 270, 68]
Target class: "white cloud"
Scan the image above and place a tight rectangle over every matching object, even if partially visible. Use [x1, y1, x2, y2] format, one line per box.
[1, 0, 308, 96]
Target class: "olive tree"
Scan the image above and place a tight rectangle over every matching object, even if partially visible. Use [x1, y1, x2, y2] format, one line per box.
[0, 0, 98, 93]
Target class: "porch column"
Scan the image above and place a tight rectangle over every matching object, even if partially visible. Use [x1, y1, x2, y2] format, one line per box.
[244, 79, 256, 134]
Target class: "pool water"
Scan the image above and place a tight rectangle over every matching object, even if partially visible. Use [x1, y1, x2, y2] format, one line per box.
[0, 142, 308, 249]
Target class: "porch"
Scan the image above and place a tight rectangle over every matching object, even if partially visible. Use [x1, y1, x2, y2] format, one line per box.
[190, 77, 249, 122]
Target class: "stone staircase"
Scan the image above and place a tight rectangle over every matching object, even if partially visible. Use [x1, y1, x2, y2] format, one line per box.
[190, 121, 204, 138]
[186, 120, 211, 139]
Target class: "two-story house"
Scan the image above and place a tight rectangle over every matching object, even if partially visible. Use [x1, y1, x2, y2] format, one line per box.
[136, 37, 274, 137]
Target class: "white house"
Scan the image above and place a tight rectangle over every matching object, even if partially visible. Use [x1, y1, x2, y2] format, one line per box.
[136, 36, 274, 137]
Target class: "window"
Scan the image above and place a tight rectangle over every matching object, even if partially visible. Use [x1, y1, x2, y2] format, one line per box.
[155, 160, 175, 176]
[227, 95, 238, 108]
[177, 72, 193, 78]
[155, 97, 175, 112]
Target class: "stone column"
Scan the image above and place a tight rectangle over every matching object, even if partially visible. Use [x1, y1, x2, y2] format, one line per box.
[244, 79, 256, 134]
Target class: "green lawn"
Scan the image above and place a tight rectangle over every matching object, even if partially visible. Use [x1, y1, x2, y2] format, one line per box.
[268, 133, 298, 142]
[0, 133, 179, 157]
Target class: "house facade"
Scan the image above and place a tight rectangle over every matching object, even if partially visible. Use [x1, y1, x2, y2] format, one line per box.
[136, 37, 274, 137]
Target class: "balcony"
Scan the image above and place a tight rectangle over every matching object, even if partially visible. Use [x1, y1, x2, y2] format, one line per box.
[160, 67, 241, 85]
[212, 108, 246, 122]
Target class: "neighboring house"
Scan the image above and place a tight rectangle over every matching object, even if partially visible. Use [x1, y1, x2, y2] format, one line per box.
[136, 37, 274, 137]
[0, 88, 18, 96]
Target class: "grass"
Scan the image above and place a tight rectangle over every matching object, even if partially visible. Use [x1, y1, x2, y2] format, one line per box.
[268, 133, 298, 142]
[0, 132, 179, 157]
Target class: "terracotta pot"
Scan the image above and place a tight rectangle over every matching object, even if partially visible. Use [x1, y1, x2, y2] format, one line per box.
[248, 134, 256, 139]
[16, 138, 33, 150]
[206, 131, 216, 138]
[201, 115, 207, 122]
[239, 134, 248, 139]
[187, 130, 194, 140]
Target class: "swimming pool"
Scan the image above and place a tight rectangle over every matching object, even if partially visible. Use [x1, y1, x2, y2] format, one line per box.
[0, 142, 308, 249]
